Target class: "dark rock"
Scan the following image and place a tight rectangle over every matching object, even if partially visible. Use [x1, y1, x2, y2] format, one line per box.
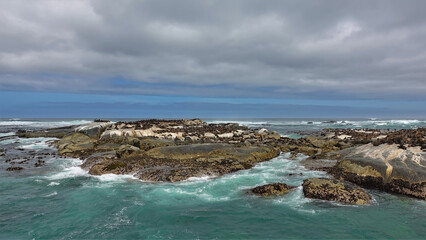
[89, 143, 280, 182]
[6, 166, 24, 171]
[302, 178, 372, 205]
[250, 183, 296, 196]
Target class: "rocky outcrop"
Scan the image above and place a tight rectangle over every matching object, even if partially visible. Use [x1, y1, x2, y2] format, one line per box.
[328, 143, 426, 199]
[56, 133, 96, 157]
[322, 128, 425, 149]
[250, 183, 296, 196]
[302, 178, 372, 205]
[99, 119, 282, 144]
[89, 143, 280, 182]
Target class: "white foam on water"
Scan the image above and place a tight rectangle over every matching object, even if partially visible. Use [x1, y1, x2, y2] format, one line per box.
[45, 157, 88, 180]
[93, 173, 138, 182]
[0, 132, 15, 137]
[0, 139, 17, 144]
[21, 139, 56, 149]
[275, 186, 319, 214]
[0, 121, 36, 126]
[48, 182, 60, 186]
[47, 166, 88, 180]
[160, 186, 231, 202]
[206, 120, 268, 126]
[185, 175, 216, 182]
[389, 119, 420, 124]
[0, 119, 91, 128]
[44, 191, 58, 197]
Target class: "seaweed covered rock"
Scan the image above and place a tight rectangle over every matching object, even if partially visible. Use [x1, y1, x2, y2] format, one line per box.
[328, 143, 426, 199]
[302, 178, 372, 205]
[250, 183, 296, 196]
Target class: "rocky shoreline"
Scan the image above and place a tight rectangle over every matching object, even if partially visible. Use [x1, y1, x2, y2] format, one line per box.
[6, 119, 426, 203]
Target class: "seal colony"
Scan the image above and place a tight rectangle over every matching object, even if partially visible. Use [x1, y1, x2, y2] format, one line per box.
[11, 119, 426, 204]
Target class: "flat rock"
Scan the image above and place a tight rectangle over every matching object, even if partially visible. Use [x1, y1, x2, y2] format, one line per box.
[302, 178, 372, 205]
[89, 143, 280, 182]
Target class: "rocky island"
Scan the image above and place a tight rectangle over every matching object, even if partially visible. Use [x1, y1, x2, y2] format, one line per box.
[12, 119, 426, 203]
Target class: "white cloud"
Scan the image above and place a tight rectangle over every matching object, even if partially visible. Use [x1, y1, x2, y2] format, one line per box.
[0, 0, 425, 100]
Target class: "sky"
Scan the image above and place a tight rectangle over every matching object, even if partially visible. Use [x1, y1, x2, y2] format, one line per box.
[0, 0, 425, 118]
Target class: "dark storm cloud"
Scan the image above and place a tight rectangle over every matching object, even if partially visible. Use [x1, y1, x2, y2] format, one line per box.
[1, 0, 426, 99]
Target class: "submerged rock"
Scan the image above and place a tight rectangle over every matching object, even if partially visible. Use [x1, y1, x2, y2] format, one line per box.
[250, 183, 296, 196]
[302, 178, 372, 205]
[328, 143, 426, 199]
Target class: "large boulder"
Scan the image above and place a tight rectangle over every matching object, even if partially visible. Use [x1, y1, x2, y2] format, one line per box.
[302, 178, 372, 205]
[56, 133, 96, 157]
[328, 143, 426, 199]
[250, 183, 296, 196]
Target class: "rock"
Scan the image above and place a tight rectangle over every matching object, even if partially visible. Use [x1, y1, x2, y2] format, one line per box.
[116, 144, 141, 158]
[138, 138, 175, 151]
[56, 133, 96, 157]
[6, 166, 24, 171]
[204, 132, 216, 138]
[302, 178, 372, 205]
[74, 122, 111, 138]
[250, 183, 296, 196]
[90, 143, 280, 182]
[328, 143, 426, 199]
[16, 126, 75, 138]
[300, 158, 338, 171]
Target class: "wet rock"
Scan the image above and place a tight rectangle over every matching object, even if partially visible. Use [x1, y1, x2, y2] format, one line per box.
[302, 178, 372, 205]
[250, 183, 296, 196]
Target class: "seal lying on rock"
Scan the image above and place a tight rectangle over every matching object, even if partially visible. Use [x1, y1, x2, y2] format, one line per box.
[302, 178, 372, 205]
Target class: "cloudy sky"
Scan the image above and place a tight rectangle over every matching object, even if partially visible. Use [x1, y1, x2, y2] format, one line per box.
[1, 0, 425, 118]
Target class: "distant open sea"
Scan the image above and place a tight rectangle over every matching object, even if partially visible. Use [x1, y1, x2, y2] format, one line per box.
[1, 118, 425, 239]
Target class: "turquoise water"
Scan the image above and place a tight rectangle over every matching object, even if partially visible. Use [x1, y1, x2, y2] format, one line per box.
[1, 119, 425, 239]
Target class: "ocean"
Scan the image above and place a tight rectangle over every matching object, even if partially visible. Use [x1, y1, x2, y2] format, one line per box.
[0, 118, 425, 239]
